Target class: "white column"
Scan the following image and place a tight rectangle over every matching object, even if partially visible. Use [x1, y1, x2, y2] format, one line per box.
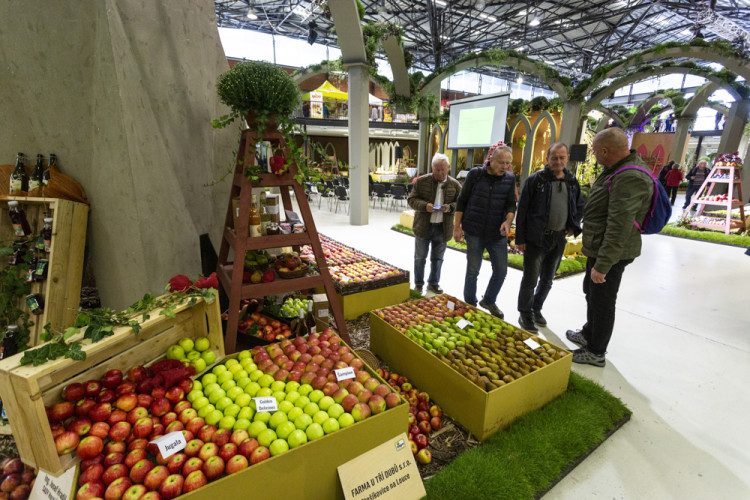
[718, 99, 750, 154]
[346, 62, 370, 225]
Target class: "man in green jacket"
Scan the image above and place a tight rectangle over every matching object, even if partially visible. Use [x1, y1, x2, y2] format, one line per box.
[566, 128, 653, 367]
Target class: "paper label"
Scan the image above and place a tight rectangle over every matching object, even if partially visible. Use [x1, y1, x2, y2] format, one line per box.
[338, 433, 426, 500]
[32, 464, 77, 500]
[266, 205, 279, 214]
[150, 431, 187, 459]
[335, 367, 356, 381]
[456, 318, 473, 329]
[318, 308, 330, 318]
[446, 301, 455, 311]
[254, 396, 278, 413]
[524, 338, 541, 350]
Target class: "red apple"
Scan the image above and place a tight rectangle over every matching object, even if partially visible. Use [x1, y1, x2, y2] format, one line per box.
[165, 421, 184, 434]
[80, 454, 105, 471]
[104, 477, 132, 500]
[143, 465, 169, 491]
[166, 453, 187, 475]
[89, 422, 110, 439]
[108, 410, 128, 427]
[84, 380, 102, 398]
[160, 412, 178, 428]
[201, 456, 224, 481]
[384, 393, 401, 409]
[149, 398, 171, 418]
[416, 411, 430, 422]
[104, 441, 127, 455]
[115, 381, 136, 398]
[62, 382, 85, 402]
[124, 449, 147, 469]
[249, 446, 270, 465]
[238, 438, 258, 458]
[127, 366, 147, 383]
[89, 403, 112, 423]
[102, 370, 123, 390]
[97, 389, 116, 404]
[164, 387, 184, 405]
[177, 378, 193, 395]
[341, 394, 359, 412]
[78, 464, 105, 486]
[127, 439, 148, 452]
[197, 425, 216, 443]
[186, 417, 205, 435]
[357, 388, 373, 403]
[414, 433, 428, 449]
[127, 407, 149, 425]
[184, 439, 204, 458]
[211, 428, 231, 447]
[229, 430, 249, 448]
[108, 422, 131, 443]
[68, 417, 92, 436]
[76, 481, 105, 500]
[77, 436, 104, 460]
[416, 448, 432, 464]
[368, 394, 386, 414]
[182, 470, 207, 494]
[136, 394, 153, 409]
[132, 418, 154, 439]
[102, 464, 128, 486]
[103, 452, 125, 468]
[430, 416, 442, 430]
[114, 394, 138, 413]
[218, 443, 237, 462]
[181, 457, 203, 477]
[429, 405, 443, 418]
[225, 455, 248, 475]
[50, 423, 64, 439]
[129, 459, 155, 484]
[49, 401, 74, 422]
[173, 401, 191, 415]
[121, 484, 147, 500]
[159, 474, 184, 500]
[418, 420, 432, 434]
[151, 386, 166, 399]
[198, 443, 218, 462]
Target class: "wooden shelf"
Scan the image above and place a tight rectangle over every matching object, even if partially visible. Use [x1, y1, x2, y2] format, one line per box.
[684, 163, 745, 235]
[222, 229, 313, 251]
[217, 264, 324, 298]
[689, 221, 744, 230]
[693, 199, 743, 207]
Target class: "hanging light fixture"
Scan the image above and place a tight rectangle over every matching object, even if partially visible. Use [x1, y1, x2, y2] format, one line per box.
[246, 7, 258, 20]
[529, 15, 540, 27]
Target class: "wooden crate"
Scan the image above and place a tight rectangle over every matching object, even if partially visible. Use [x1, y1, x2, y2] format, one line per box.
[0, 196, 89, 346]
[0, 296, 223, 475]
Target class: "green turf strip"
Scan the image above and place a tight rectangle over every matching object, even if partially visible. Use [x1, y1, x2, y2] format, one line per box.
[424, 372, 631, 500]
[660, 223, 750, 247]
[392, 225, 587, 277]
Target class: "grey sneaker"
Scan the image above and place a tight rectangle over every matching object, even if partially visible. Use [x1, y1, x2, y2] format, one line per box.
[532, 311, 547, 326]
[572, 348, 606, 367]
[518, 315, 538, 332]
[479, 300, 504, 319]
[566, 329, 587, 347]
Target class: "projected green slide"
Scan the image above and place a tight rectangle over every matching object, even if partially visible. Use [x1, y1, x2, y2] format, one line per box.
[457, 106, 494, 145]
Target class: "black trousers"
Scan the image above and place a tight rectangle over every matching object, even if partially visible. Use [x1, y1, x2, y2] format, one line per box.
[666, 185, 679, 205]
[581, 257, 633, 355]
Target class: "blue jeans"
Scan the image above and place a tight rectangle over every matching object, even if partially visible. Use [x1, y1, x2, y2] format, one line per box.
[464, 234, 508, 306]
[414, 224, 446, 287]
[517, 232, 566, 315]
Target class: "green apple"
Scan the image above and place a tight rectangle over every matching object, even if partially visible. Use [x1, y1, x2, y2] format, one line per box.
[286, 407, 304, 422]
[240, 359, 256, 372]
[257, 428, 277, 448]
[192, 396, 210, 411]
[206, 409, 224, 426]
[233, 370, 249, 381]
[224, 404, 241, 418]
[303, 402, 320, 417]
[187, 390, 204, 403]
[225, 359, 239, 369]
[203, 383, 220, 396]
[269, 438, 289, 456]
[285, 381, 300, 393]
[258, 375, 275, 388]
[322, 417, 340, 434]
[298, 384, 313, 396]
[275, 421, 296, 440]
[235, 377, 251, 390]
[253, 411, 271, 424]
[221, 380, 237, 392]
[192, 380, 203, 392]
[233, 418, 251, 431]
[268, 411, 288, 429]
[306, 423, 324, 441]
[186, 350, 202, 362]
[197, 403, 216, 419]
[201, 350, 216, 365]
[270, 381, 286, 393]
[179, 337, 195, 353]
[318, 396, 335, 411]
[218, 416, 236, 430]
[201, 373, 218, 386]
[191, 359, 207, 373]
[217, 371, 234, 385]
[313, 411, 329, 426]
[228, 363, 243, 375]
[284, 391, 301, 405]
[293, 396, 310, 409]
[194, 336, 211, 352]
[208, 389, 226, 405]
[272, 391, 287, 404]
[238, 406, 254, 421]
[244, 382, 261, 397]
[287, 429, 308, 449]
[256, 387, 273, 398]
[227, 387, 244, 401]
[247, 420, 267, 438]
[237, 350, 251, 361]
[338, 413, 355, 428]
[211, 364, 227, 376]
[308, 390, 324, 403]
[166, 345, 185, 360]
[235, 393, 252, 408]
[278, 401, 294, 414]
[293, 414, 313, 431]
[249, 370, 264, 382]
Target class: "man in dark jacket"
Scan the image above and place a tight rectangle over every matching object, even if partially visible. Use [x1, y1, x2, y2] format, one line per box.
[658, 160, 674, 188]
[566, 128, 653, 367]
[682, 160, 708, 210]
[453, 145, 517, 318]
[515, 143, 584, 332]
[407, 153, 462, 294]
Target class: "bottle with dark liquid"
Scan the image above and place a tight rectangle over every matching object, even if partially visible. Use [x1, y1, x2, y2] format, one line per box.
[0, 325, 19, 360]
[42, 153, 57, 185]
[10, 153, 27, 193]
[8, 201, 31, 237]
[29, 154, 44, 191]
[41, 217, 53, 253]
[294, 308, 309, 338]
[305, 301, 316, 333]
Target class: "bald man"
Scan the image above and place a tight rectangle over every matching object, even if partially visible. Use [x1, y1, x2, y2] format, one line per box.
[566, 128, 653, 367]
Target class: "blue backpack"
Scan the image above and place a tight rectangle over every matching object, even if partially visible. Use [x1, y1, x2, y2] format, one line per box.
[606, 165, 672, 234]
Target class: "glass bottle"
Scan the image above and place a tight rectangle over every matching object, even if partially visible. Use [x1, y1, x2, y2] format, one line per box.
[0, 325, 19, 360]
[294, 308, 309, 338]
[29, 154, 44, 191]
[26, 254, 38, 282]
[260, 191, 271, 235]
[42, 153, 56, 185]
[9, 240, 26, 266]
[8, 201, 32, 237]
[249, 195, 262, 237]
[10, 152, 27, 193]
[25, 294, 44, 315]
[41, 217, 53, 253]
[305, 301, 316, 333]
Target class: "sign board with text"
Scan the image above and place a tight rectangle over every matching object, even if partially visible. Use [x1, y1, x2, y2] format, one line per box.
[338, 433, 425, 500]
[30, 465, 76, 500]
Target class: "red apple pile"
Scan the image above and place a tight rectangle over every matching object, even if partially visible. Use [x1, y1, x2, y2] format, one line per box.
[238, 313, 292, 341]
[0, 457, 36, 500]
[375, 295, 471, 332]
[376, 369, 441, 466]
[300, 236, 405, 285]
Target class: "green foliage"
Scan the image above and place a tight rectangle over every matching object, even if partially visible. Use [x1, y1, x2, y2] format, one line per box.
[362, 21, 405, 74]
[425, 372, 630, 499]
[660, 224, 750, 246]
[508, 99, 530, 116]
[212, 61, 300, 129]
[0, 245, 34, 353]
[530, 96, 549, 111]
[356, 0, 365, 20]
[547, 97, 564, 113]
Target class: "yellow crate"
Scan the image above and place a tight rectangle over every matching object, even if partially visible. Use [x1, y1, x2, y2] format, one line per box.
[369, 313, 572, 442]
[339, 282, 410, 320]
[398, 210, 414, 230]
[0, 296, 223, 475]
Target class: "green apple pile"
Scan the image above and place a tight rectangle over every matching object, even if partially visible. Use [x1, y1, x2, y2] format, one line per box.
[279, 297, 312, 318]
[166, 336, 216, 374]
[186, 330, 401, 459]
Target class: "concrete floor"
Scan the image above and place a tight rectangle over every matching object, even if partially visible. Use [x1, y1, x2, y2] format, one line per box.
[297, 192, 750, 499]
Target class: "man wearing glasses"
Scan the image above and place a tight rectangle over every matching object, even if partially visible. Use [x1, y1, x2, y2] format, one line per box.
[453, 145, 517, 318]
[515, 142, 584, 332]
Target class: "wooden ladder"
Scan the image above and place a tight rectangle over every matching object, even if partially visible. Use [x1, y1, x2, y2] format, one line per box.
[216, 127, 349, 353]
[684, 163, 745, 234]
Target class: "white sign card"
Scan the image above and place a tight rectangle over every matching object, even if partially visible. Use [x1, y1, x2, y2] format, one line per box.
[524, 338, 541, 350]
[456, 318, 473, 329]
[31, 464, 76, 500]
[335, 367, 356, 381]
[254, 396, 279, 413]
[446, 301, 455, 311]
[150, 431, 187, 459]
[338, 433, 426, 500]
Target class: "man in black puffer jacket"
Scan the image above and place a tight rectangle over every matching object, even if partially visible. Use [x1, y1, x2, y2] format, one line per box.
[515, 143, 584, 332]
[453, 145, 517, 318]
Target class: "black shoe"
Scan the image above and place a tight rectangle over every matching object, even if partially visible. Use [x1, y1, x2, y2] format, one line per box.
[532, 311, 547, 326]
[518, 315, 538, 332]
[479, 300, 504, 319]
[414, 285, 423, 293]
[426, 283, 443, 294]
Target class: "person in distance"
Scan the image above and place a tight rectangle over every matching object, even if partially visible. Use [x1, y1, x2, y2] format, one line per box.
[407, 153, 461, 295]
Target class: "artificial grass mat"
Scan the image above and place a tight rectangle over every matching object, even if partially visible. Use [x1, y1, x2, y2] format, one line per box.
[392, 224, 587, 278]
[424, 372, 631, 500]
[660, 223, 750, 247]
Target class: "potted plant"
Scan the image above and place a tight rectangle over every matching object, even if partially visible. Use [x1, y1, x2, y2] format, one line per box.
[212, 61, 312, 182]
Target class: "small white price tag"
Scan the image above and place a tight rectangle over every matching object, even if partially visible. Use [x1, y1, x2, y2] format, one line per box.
[456, 318, 473, 329]
[318, 308, 330, 318]
[254, 396, 279, 413]
[335, 367, 356, 381]
[446, 301, 455, 311]
[32, 464, 77, 500]
[524, 338, 542, 350]
[150, 431, 187, 459]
